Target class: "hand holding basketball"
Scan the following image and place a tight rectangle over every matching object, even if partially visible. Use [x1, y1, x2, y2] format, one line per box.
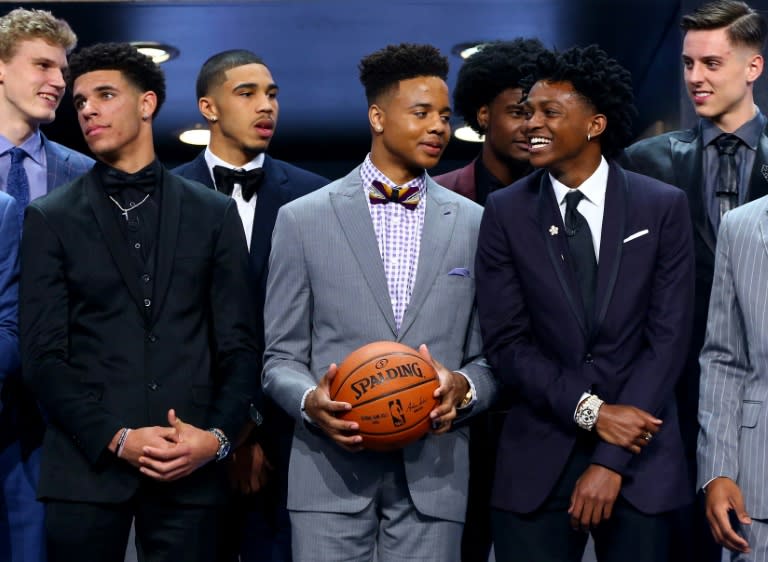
[420, 344, 471, 434]
[304, 363, 364, 452]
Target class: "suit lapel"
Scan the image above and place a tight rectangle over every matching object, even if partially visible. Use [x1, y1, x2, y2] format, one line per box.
[330, 170, 397, 335]
[150, 168, 181, 326]
[398, 179, 457, 338]
[671, 128, 716, 255]
[85, 170, 146, 319]
[250, 156, 287, 282]
[592, 162, 627, 342]
[536, 172, 589, 336]
[188, 151, 215, 189]
[747, 129, 768, 202]
[43, 136, 68, 193]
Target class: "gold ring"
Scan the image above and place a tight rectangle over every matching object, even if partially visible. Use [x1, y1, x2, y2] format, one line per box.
[642, 432, 652, 442]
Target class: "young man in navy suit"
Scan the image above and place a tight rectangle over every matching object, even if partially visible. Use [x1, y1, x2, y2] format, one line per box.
[173, 50, 327, 562]
[476, 45, 695, 561]
[0, 9, 93, 562]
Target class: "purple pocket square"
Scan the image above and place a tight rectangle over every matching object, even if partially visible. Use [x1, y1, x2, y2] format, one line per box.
[448, 267, 471, 277]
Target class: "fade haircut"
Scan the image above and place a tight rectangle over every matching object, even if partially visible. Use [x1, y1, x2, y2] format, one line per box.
[454, 38, 548, 134]
[0, 8, 77, 61]
[196, 49, 266, 99]
[523, 44, 636, 158]
[358, 43, 448, 105]
[681, 0, 767, 52]
[67, 42, 166, 117]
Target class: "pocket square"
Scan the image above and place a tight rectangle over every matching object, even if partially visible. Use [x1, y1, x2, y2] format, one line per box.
[448, 267, 471, 277]
[623, 229, 649, 244]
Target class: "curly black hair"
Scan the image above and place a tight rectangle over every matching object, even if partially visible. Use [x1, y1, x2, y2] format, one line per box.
[522, 45, 636, 158]
[359, 43, 448, 105]
[454, 38, 548, 134]
[67, 42, 166, 117]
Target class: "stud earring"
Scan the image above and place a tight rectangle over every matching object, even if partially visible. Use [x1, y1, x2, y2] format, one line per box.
[141, 114, 149, 121]
[587, 133, 592, 141]
[209, 115, 218, 123]
[375, 126, 383, 132]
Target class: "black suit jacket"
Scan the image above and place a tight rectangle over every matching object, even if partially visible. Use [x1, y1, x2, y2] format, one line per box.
[621, 123, 768, 463]
[20, 165, 260, 505]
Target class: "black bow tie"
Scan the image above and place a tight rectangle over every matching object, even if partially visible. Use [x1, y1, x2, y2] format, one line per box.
[212, 166, 264, 201]
[97, 162, 157, 195]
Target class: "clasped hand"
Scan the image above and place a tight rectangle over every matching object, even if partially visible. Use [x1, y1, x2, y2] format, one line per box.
[595, 404, 662, 454]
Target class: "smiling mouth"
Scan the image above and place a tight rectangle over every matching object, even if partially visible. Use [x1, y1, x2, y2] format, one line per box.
[38, 93, 59, 103]
[528, 137, 551, 150]
[691, 90, 712, 101]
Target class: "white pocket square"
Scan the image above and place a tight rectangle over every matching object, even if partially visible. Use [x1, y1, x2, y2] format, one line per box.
[623, 229, 649, 244]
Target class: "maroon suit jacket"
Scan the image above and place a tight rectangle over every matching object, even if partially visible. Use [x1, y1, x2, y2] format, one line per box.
[434, 159, 477, 202]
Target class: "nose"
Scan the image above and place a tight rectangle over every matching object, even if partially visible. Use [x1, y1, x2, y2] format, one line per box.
[687, 62, 703, 84]
[523, 110, 541, 134]
[428, 115, 448, 137]
[78, 98, 98, 119]
[256, 92, 275, 114]
[50, 67, 66, 89]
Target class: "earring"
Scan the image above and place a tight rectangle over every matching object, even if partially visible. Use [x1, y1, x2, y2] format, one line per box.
[209, 115, 218, 123]
[141, 114, 149, 121]
[587, 133, 592, 141]
[375, 125, 382, 132]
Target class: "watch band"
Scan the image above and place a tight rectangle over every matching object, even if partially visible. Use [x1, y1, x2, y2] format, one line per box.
[575, 394, 604, 431]
[207, 428, 231, 462]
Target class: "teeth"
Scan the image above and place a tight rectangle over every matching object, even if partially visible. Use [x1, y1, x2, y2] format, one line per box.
[39, 94, 57, 102]
[529, 137, 551, 146]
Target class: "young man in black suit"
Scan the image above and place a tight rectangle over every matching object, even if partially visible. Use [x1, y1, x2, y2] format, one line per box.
[20, 43, 260, 562]
[621, 2, 767, 559]
[173, 50, 327, 562]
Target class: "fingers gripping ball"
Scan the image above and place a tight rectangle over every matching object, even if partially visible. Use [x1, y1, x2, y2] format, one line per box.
[330, 342, 439, 451]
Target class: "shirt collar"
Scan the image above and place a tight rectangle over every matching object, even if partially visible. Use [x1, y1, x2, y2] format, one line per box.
[360, 153, 426, 194]
[551, 156, 609, 207]
[204, 147, 265, 177]
[701, 107, 767, 150]
[0, 130, 44, 164]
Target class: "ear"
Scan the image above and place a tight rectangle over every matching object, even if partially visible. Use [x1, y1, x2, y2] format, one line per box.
[139, 90, 158, 121]
[747, 53, 764, 84]
[0, 60, 6, 83]
[199, 96, 218, 122]
[588, 113, 607, 140]
[369, 103, 384, 133]
[476, 105, 490, 133]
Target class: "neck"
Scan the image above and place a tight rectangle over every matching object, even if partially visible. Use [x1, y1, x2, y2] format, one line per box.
[209, 136, 261, 167]
[99, 148, 155, 174]
[0, 107, 38, 146]
[369, 147, 421, 186]
[481, 143, 528, 186]
[710, 97, 757, 133]
[548, 152, 602, 189]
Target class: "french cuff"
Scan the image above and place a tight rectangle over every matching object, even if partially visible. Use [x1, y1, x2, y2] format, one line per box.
[455, 371, 477, 410]
[300, 386, 317, 424]
[574, 391, 592, 422]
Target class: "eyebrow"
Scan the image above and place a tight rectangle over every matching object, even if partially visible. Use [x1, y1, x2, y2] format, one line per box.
[232, 81, 279, 91]
[409, 102, 452, 113]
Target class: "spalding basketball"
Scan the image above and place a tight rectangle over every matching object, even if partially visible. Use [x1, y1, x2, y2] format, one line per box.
[330, 341, 439, 451]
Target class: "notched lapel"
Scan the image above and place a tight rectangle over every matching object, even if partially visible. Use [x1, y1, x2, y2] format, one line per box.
[748, 131, 768, 202]
[85, 172, 147, 319]
[250, 158, 288, 282]
[150, 168, 181, 326]
[330, 179, 397, 335]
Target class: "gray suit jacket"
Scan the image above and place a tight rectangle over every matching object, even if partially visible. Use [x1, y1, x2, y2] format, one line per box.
[698, 195, 768, 518]
[263, 166, 497, 523]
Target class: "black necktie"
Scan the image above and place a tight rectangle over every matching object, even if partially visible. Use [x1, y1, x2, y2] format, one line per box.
[564, 190, 597, 327]
[715, 133, 741, 218]
[212, 166, 264, 202]
[6, 147, 30, 229]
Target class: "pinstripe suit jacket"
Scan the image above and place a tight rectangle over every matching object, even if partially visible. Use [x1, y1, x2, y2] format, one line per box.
[699, 195, 768, 518]
[42, 135, 94, 194]
[262, 166, 497, 524]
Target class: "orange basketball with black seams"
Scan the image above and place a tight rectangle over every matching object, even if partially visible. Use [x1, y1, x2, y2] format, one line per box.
[330, 341, 439, 451]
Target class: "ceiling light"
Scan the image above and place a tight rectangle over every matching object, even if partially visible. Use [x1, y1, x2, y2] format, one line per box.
[451, 42, 489, 60]
[130, 41, 179, 64]
[454, 126, 484, 143]
[179, 126, 210, 146]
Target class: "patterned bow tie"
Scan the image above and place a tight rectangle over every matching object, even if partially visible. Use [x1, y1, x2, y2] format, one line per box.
[98, 162, 156, 195]
[369, 180, 420, 210]
[213, 165, 264, 202]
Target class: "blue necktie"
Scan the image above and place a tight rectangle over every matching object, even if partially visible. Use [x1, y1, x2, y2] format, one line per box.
[6, 147, 30, 229]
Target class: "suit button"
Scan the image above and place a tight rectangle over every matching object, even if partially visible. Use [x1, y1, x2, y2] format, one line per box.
[585, 353, 594, 364]
[142, 274, 151, 283]
[146, 333, 158, 343]
[143, 298, 151, 307]
[147, 382, 159, 391]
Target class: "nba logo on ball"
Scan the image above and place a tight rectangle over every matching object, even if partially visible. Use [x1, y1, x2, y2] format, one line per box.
[330, 341, 439, 451]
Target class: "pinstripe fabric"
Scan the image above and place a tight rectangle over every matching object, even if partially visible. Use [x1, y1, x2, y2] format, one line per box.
[726, 519, 768, 561]
[699, 196, 768, 521]
[262, 165, 497, 559]
[42, 137, 94, 195]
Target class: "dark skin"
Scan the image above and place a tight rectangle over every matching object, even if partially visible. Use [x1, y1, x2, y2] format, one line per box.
[524, 79, 664, 529]
[705, 477, 751, 553]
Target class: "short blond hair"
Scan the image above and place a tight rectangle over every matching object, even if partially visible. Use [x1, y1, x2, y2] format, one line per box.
[0, 8, 77, 61]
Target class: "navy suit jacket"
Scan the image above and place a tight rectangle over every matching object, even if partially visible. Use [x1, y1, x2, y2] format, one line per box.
[475, 161, 695, 514]
[0, 193, 19, 385]
[42, 135, 95, 194]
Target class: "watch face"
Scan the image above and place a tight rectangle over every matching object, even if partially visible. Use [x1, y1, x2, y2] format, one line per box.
[220, 441, 231, 460]
[578, 409, 596, 426]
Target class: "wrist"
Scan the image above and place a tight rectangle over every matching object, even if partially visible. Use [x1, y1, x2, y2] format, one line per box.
[575, 394, 604, 431]
[207, 428, 231, 462]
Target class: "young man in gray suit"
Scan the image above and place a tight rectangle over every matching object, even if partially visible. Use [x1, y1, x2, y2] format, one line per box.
[262, 43, 497, 562]
[0, 9, 93, 562]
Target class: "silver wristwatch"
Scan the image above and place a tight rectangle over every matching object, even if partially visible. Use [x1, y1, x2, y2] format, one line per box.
[208, 428, 231, 462]
[575, 394, 604, 431]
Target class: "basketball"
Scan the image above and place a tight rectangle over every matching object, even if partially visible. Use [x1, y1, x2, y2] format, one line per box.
[330, 341, 439, 451]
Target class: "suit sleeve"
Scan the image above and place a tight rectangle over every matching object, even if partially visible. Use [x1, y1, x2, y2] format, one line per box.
[591, 188, 695, 473]
[206, 200, 262, 440]
[20, 204, 123, 465]
[696, 216, 748, 488]
[475, 196, 594, 429]
[262, 205, 319, 421]
[0, 198, 20, 385]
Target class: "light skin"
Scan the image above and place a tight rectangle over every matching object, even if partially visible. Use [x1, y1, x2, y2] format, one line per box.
[369, 75, 451, 185]
[200, 62, 279, 167]
[682, 27, 763, 133]
[478, 86, 531, 186]
[72, 69, 155, 173]
[303, 344, 470, 452]
[524, 79, 665, 529]
[0, 37, 67, 145]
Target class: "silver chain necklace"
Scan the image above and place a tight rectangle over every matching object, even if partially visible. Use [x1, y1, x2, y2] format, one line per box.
[109, 194, 150, 221]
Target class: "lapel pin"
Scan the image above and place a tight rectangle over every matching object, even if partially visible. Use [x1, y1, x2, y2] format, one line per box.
[761, 164, 768, 182]
[549, 225, 559, 236]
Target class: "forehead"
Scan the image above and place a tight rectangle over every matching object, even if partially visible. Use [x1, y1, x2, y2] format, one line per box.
[221, 62, 274, 87]
[491, 87, 525, 106]
[8, 37, 66, 63]
[683, 27, 736, 56]
[389, 75, 449, 105]
[73, 69, 129, 95]
[526, 80, 582, 103]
